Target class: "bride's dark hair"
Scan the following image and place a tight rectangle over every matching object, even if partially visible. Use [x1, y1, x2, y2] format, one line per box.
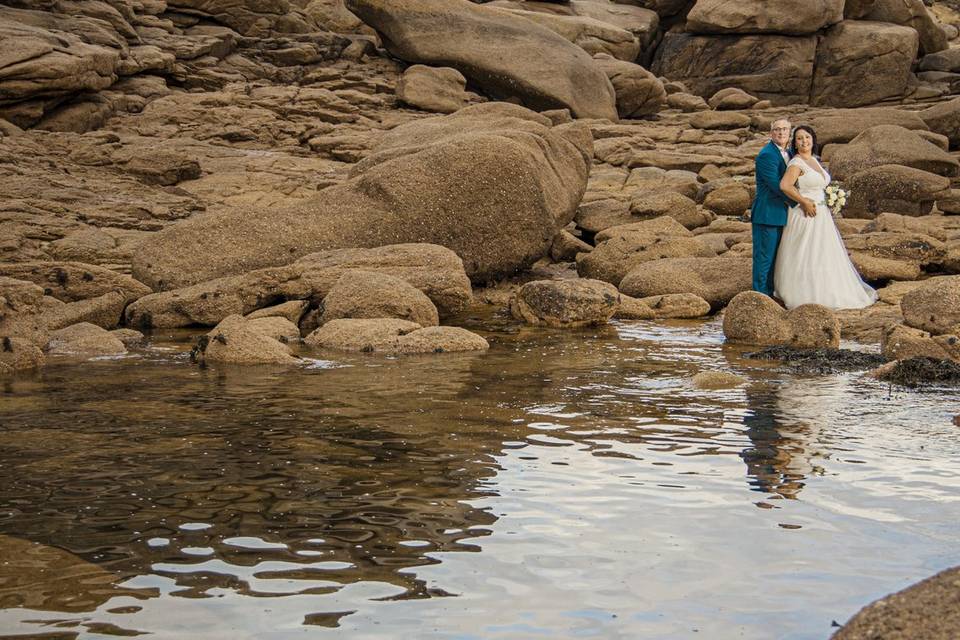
[790, 125, 819, 157]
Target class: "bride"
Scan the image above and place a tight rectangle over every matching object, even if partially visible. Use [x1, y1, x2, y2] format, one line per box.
[774, 125, 877, 310]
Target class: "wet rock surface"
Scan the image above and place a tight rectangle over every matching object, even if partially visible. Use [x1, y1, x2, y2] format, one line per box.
[832, 565, 960, 639]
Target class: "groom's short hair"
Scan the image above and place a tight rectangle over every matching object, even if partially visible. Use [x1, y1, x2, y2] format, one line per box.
[770, 119, 791, 132]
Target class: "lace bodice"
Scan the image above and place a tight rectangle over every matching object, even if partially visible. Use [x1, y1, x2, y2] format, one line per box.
[789, 156, 831, 203]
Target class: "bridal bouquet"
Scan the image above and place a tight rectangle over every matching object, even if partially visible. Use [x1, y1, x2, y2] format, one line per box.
[825, 184, 848, 217]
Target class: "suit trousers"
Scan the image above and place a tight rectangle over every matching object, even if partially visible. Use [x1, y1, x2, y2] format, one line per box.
[752, 223, 784, 297]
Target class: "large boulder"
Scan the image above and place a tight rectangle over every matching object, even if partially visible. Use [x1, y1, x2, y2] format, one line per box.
[723, 291, 841, 348]
[345, 0, 618, 119]
[509, 279, 620, 327]
[619, 255, 752, 309]
[126, 244, 473, 329]
[199, 315, 299, 366]
[319, 270, 440, 327]
[811, 21, 918, 108]
[652, 32, 816, 105]
[396, 65, 469, 114]
[828, 125, 960, 180]
[809, 108, 929, 146]
[861, 0, 947, 55]
[686, 0, 844, 35]
[901, 275, 960, 335]
[842, 165, 950, 219]
[133, 104, 592, 288]
[593, 55, 666, 119]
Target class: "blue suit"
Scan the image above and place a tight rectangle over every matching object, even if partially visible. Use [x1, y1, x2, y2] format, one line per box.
[751, 141, 794, 296]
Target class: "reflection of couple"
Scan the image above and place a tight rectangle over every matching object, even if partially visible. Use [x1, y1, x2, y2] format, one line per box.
[741, 383, 829, 500]
[751, 119, 878, 310]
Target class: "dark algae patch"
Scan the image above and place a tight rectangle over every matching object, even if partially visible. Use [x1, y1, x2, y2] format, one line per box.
[876, 357, 960, 389]
[745, 346, 886, 374]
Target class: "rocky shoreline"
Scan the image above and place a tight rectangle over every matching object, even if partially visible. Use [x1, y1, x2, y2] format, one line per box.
[2, 0, 960, 631]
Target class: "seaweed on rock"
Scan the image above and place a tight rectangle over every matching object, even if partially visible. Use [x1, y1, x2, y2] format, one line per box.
[745, 346, 886, 374]
[876, 357, 960, 388]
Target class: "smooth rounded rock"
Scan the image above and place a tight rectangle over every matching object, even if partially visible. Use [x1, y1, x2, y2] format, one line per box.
[510, 279, 620, 327]
[320, 270, 439, 327]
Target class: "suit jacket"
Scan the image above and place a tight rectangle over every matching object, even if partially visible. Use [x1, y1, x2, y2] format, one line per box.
[751, 140, 794, 226]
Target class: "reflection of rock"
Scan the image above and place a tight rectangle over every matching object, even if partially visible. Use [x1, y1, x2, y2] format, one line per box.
[832, 565, 960, 640]
[0, 535, 151, 613]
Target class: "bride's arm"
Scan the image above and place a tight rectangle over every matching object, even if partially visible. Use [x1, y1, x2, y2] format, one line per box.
[780, 165, 817, 217]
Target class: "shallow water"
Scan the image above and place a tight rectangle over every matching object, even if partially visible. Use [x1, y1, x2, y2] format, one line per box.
[1, 318, 958, 639]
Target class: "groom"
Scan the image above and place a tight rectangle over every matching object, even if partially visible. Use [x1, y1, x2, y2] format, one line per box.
[750, 119, 794, 298]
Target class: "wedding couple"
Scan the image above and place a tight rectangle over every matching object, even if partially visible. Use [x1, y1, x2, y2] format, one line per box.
[751, 118, 877, 310]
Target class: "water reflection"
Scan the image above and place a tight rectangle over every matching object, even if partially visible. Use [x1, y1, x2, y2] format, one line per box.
[0, 320, 958, 638]
[741, 385, 825, 500]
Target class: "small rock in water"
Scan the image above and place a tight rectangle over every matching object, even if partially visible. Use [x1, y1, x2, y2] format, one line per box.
[692, 371, 747, 389]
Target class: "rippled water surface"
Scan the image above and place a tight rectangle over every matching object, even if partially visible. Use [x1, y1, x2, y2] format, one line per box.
[1, 318, 959, 639]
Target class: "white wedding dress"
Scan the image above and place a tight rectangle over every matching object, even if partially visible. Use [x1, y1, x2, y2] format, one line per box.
[774, 156, 877, 310]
